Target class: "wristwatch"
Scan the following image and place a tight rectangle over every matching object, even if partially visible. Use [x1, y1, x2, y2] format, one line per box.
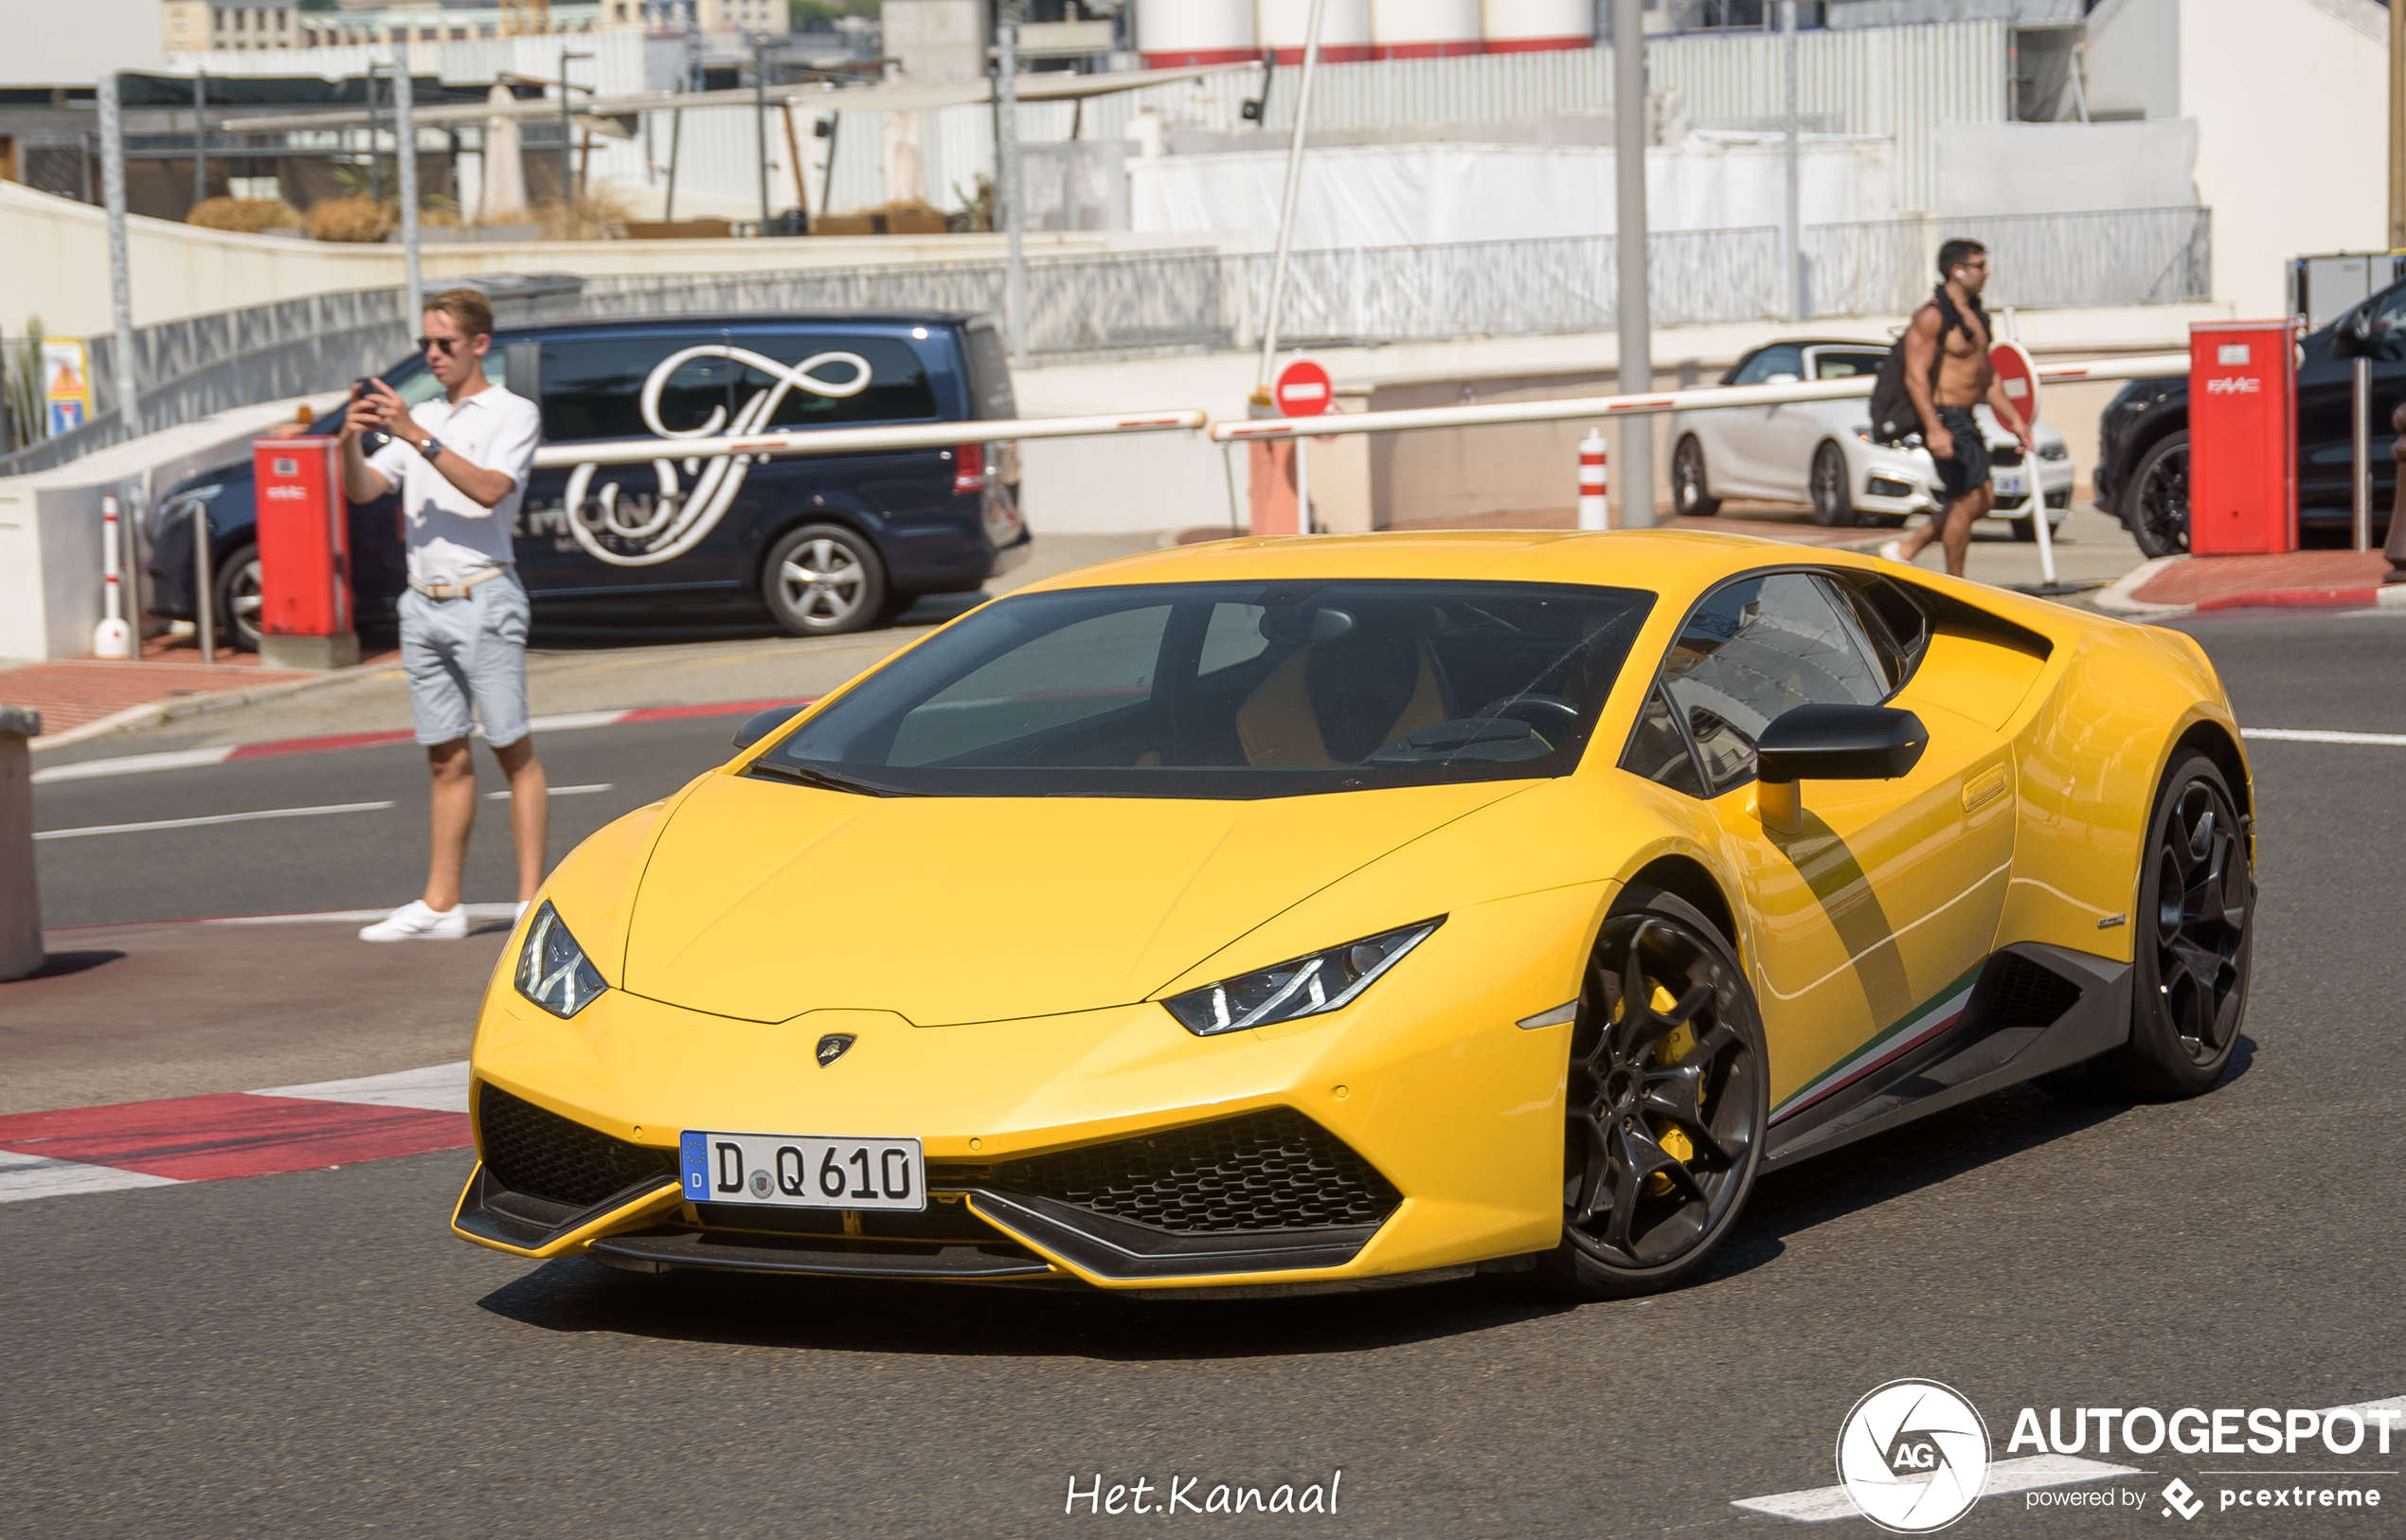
[416, 436, 444, 462]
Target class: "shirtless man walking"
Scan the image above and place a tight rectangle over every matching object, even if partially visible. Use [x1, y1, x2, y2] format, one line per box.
[1879, 239, 2034, 577]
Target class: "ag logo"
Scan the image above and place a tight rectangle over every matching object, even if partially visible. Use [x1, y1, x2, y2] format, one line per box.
[1836, 1379, 1991, 1533]
[816, 1033, 856, 1068]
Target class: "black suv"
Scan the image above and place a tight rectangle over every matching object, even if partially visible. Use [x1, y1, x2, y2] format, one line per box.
[2097, 278, 2406, 557]
[148, 311, 1031, 643]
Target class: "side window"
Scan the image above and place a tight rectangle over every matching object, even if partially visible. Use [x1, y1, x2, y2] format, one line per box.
[1620, 683, 1707, 797]
[2364, 284, 2406, 361]
[1810, 349, 1887, 381]
[1195, 601, 1271, 676]
[1827, 574, 1928, 691]
[1731, 344, 1804, 385]
[1657, 572, 1889, 793]
[962, 322, 1019, 420]
[540, 336, 733, 440]
[394, 349, 505, 407]
[737, 334, 941, 429]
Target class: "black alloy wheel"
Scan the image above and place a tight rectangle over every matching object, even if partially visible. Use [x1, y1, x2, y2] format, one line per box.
[762, 523, 889, 637]
[216, 546, 264, 653]
[1808, 441, 1858, 528]
[1672, 436, 1720, 518]
[1539, 886, 1767, 1298]
[2126, 430, 2191, 559]
[2114, 751, 2252, 1098]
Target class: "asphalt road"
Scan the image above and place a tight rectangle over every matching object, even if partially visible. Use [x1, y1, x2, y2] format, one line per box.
[9, 607, 2406, 1537]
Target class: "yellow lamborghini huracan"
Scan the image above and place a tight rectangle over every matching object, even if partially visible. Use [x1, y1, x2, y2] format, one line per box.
[456, 531, 2253, 1298]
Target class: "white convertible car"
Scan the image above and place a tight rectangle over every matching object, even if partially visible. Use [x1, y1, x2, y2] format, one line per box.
[1667, 338, 2074, 537]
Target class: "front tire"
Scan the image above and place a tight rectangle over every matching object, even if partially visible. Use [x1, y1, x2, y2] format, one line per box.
[2126, 430, 2190, 559]
[2111, 751, 2252, 1098]
[1672, 436, 1720, 518]
[1808, 442, 1858, 528]
[762, 524, 888, 637]
[1537, 886, 1768, 1299]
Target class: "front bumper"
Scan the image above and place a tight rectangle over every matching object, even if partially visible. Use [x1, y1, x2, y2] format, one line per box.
[1853, 446, 2074, 520]
[454, 883, 1601, 1290]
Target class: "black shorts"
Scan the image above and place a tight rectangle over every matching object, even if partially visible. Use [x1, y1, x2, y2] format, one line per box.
[1932, 406, 1990, 510]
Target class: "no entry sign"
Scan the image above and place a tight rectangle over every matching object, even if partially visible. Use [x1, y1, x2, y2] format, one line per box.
[1989, 339, 2039, 426]
[1274, 359, 1334, 418]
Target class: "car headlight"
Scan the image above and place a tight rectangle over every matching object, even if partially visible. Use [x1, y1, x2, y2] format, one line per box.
[515, 901, 607, 1018]
[2038, 442, 2070, 461]
[1161, 919, 1443, 1036]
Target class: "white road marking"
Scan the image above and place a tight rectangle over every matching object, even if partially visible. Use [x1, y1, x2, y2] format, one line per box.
[1735, 1455, 2144, 1522]
[33, 800, 397, 841]
[0, 1151, 181, 1207]
[528, 710, 631, 732]
[1735, 1395, 2406, 1523]
[485, 782, 613, 799]
[204, 903, 522, 925]
[253, 1061, 471, 1114]
[2243, 728, 2406, 746]
[28, 746, 236, 783]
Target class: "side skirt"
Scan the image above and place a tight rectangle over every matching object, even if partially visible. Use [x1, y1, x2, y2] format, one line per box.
[1761, 943, 2130, 1172]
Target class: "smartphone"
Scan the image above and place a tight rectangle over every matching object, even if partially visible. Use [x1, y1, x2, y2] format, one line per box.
[352, 378, 392, 453]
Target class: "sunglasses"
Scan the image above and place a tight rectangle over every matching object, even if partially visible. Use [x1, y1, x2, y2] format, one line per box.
[417, 335, 465, 355]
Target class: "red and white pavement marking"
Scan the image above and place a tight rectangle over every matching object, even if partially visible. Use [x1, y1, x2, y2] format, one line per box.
[30, 698, 810, 785]
[0, 1061, 471, 1204]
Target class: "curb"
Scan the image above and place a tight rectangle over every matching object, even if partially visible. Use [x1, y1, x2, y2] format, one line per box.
[2091, 555, 2194, 617]
[2193, 585, 2406, 614]
[31, 697, 811, 785]
[27, 662, 396, 754]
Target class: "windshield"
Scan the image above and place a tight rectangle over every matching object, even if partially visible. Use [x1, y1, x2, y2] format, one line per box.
[759, 580, 1655, 799]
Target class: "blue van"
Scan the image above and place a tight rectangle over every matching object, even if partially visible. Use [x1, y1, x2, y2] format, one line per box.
[148, 311, 1031, 642]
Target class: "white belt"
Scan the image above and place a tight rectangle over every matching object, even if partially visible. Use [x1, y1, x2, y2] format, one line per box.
[410, 568, 507, 601]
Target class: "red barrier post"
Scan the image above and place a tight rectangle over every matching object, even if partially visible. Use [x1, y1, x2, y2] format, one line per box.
[253, 437, 360, 670]
[2187, 321, 2298, 556]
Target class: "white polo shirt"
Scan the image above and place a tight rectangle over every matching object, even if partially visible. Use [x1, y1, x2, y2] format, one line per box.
[368, 383, 544, 588]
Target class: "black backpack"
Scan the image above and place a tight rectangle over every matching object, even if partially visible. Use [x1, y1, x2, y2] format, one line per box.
[1867, 288, 1979, 445]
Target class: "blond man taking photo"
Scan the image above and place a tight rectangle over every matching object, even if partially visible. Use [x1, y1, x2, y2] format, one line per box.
[343, 288, 548, 941]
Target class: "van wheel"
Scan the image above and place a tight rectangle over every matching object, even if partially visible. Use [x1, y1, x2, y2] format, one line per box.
[216, 546, 263, 653]
[763, 525, 887, 636]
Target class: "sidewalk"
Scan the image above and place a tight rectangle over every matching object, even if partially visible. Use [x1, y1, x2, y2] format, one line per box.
[2095, 548, 2403, 617]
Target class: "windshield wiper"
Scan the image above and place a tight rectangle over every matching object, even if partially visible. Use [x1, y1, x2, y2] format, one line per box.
[745, 760, 925, 797]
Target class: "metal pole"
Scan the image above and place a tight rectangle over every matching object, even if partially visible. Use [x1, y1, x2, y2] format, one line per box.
[98, 72, 140, 440]
[1297, 435, 1311, 535]
[753, 32, 771, 226]
[1612, 0, 1653, 528]
[368, 63, 384, 206]
[195, 499, 215, 665]
[560, 50, 576, 209]
[998, 5, 1027, 363]
[1255, 0, 1327, 391]
[1783, 0, 1803, 322]
[2356, 355, 2375, 553]
[393, 51, 422, 327]
[192, 69, 207, 212]
[2392, 0, 2405, 254]
[664, 107, 683, 222]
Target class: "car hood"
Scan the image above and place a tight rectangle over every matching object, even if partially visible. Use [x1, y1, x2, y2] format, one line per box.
[618, 771, 1525, 1026]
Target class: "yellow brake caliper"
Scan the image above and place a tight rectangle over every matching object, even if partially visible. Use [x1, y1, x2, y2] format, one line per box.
[1648, 982, 1696, 1195]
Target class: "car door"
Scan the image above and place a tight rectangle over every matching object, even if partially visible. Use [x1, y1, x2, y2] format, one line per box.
[1716, 344, 1805, 494]
[2298, 281, 2406, 514]
[523, 329, 745, 600]
[1619, 570, 2016, 1119]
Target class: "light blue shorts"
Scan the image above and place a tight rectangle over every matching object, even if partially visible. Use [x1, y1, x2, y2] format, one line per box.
[400, 572, 531, 748]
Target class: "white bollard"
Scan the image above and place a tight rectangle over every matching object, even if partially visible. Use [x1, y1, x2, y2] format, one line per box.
[93, 494, 133, 659]
[1578, 431, 1611, 530]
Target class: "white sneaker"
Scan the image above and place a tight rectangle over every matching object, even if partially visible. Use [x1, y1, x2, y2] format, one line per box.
[358, 900, 470, 942]
[1877, 539, 1909, 564]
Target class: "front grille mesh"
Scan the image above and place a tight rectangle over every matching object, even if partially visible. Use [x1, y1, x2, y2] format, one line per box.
[477, 1083, 678, 1209]
[992, 1109, 1400, 1235]
[1988, 954, 2085, 1030]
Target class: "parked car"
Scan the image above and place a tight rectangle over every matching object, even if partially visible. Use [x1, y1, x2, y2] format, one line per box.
[2096, 275, 2406, 558]
[1667, 338, 2074, 538]
[148, 312, 1032, 646]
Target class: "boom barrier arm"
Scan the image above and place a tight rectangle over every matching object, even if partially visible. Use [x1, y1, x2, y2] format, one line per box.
[1207, 353, 2192, 443]
[528, 408, 1211, 471]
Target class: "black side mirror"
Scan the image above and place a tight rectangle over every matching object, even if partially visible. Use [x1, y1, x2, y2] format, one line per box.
[2331, 307, 2375, 361]
[1756, 704, 1928, 784]
[732, 704, 804, 750]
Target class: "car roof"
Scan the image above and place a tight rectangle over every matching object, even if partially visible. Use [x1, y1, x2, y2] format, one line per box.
[492, 312, 986, 343]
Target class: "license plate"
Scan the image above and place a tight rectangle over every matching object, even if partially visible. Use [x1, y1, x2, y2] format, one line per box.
[1991, 471, 2026, 497]
[679, 1130, 926, 1211]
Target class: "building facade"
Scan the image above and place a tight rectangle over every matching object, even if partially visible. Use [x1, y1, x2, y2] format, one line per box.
[161, 0, 299, 54]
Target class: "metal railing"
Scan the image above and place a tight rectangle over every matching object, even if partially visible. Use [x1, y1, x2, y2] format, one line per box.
[1804, 206, 2214, 317]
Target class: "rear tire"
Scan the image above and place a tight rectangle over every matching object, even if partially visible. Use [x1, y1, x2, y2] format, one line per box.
[762, 524, 888, 637]
[1536, 886, 1768, 1299]
[1808, 442, 1858, 528]
[2111, 751, 2251, 1098]
[1672, 436, 1719, 518]
[2126, 431, 2191, 559]
[215, 545, 263, 654]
